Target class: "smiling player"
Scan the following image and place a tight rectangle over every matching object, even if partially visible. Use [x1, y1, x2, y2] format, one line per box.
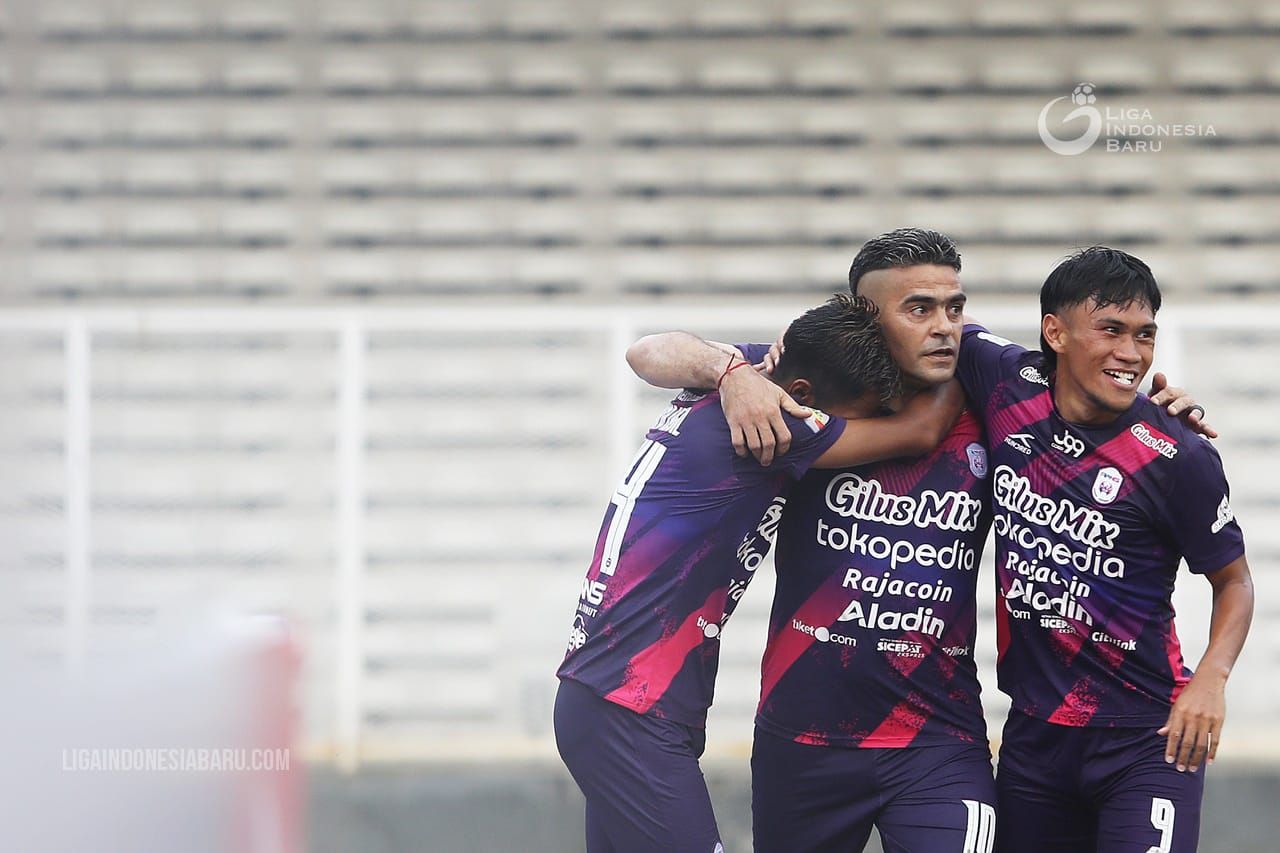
[957, 246, 1254, 853]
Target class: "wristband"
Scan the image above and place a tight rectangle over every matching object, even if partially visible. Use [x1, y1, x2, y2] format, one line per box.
[717, 356, 752, 389]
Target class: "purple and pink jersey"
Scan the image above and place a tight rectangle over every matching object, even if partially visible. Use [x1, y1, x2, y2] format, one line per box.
[957, 324, 1246, 727]
[753, 382, 992, 748]
[557, 370, 846, 727]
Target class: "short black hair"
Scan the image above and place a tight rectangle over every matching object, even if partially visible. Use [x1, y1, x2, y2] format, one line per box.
[847, 228, 962, 293]
[1039, 246, 1162, 369]
[774, 294, 901, 406]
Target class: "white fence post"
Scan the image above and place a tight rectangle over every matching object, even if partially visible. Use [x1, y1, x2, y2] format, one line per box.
[64, 316, 91, 674]
[609, 318, 637, 480]
[335, 319, 368, 771]
[1154, 313, 1186, 394]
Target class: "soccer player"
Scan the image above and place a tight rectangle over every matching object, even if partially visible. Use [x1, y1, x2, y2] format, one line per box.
[628, 230, 1215, 853]
[630, 229, 997, 852]
[556, 294, 965, 853]
[956, 246, 1254, 853]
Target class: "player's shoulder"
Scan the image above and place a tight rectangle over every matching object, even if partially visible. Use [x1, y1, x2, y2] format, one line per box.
[776, 406, 846, 464]
[645, 388, 723, 442]
[962, 324, 1045, 376]
[785, 405, 838, 434]
[962, 323, 1027, 352]
[672, 387, 714, 407]
[1127, 396, 1218, 465]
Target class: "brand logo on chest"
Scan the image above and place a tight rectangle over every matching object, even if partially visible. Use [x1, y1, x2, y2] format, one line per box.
[1004, 433, 1035, 455]
[1052, 429, 1086, 458]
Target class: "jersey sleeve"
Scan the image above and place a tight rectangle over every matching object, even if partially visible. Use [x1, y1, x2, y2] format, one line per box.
[732, 342, 846, 478]
[1163, 438, 1246, 574]
[957, 323, 1031, 404]
[735, 343, 772, 364]
[777, 410, 847, 479]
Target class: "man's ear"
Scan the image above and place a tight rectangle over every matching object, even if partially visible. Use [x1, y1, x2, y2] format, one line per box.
[1041, 313, 1068, 356]
[785, 378, 815, 406]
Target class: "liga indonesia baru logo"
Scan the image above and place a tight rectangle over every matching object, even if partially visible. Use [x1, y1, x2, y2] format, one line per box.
[1038, 83, 1217, 155]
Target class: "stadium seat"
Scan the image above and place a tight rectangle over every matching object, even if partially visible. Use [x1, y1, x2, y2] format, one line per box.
[36, 53, 110, 97]
[219, 1, 294, 38]
[971, 3, 1061, 34]
[318, 1, 395, 41]
[1167, 1, 1253, 34]
[883, 3, 970, 36]
[1172, 54, 1257, 94]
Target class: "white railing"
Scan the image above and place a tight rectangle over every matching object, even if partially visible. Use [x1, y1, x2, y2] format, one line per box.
[1, 302, 1272, 768]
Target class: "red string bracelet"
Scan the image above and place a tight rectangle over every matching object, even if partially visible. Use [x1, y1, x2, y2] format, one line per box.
[717, 357, 752, 389]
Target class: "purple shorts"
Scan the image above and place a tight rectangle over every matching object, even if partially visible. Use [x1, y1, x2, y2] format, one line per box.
[995, 712, 1205, 853]
[554, 678, 723, 853]
[752, 727, 997, 853]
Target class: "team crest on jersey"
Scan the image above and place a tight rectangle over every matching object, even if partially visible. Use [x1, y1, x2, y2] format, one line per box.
[804, 409, 831, 433]
[1211, 495, 1235, 534]
[966, 442, 989, 478]
[1092, 466, 1124, 505]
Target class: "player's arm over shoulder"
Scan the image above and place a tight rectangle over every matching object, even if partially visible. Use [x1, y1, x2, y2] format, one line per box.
[811, 380, 966, 469]
[625, 331, 742, 390]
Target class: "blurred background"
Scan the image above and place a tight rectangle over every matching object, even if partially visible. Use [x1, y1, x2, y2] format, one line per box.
[1, 1, 1279, 850]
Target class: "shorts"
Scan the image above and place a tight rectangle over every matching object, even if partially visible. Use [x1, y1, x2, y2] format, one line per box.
[995, 711, 1205, 853]
[752, 726, 997, 853]
[554, 677, 724, 853]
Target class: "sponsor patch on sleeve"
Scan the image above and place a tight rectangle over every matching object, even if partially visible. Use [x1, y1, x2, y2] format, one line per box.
[1211, 495, 1235, 534]
[804, 409, 831, 433]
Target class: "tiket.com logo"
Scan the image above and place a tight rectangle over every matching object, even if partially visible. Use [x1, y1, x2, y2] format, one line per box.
[1038, 82, 1217, 155]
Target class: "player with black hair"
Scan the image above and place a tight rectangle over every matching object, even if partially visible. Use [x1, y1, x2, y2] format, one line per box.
[628, 230, 1214, 853]
[632, 229, 997, 851]
[958, 247, 1254, 853]
[556, 295, 963, 853]
[749, 228, 998, 852]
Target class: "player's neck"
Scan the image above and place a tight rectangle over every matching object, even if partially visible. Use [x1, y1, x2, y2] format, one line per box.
[885, 383, 928, 414]
[815, 390, 882, 420]
[1051, 378, 1126, 427]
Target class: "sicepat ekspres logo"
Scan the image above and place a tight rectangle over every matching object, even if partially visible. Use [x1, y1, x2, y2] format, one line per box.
[1038, 83, 1217, 155]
